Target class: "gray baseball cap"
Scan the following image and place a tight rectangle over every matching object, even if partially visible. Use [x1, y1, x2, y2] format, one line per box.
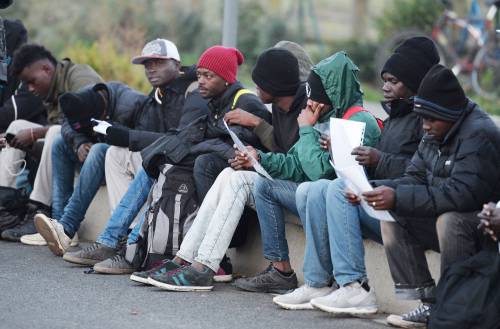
[131, 39, 180, 64]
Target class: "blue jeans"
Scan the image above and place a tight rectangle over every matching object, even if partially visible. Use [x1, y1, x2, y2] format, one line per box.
[296, 178, 382, 287]
[52, 136, 109, 236]
[254, 177, 299, 262]
[96, 168, 153, 248]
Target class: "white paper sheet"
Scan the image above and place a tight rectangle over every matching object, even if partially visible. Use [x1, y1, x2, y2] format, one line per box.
[91, 118, 112, 135]
[223, 120, 273, 180]
[330, 118, 395, 222]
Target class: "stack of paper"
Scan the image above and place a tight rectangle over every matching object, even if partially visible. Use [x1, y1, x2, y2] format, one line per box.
[330, 118, 395, 222]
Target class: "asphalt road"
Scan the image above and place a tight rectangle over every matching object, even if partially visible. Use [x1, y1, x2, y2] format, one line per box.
[0, 241, 389, 329]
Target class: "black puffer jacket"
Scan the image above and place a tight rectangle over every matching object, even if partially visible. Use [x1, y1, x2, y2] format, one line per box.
[141, 82, 271, 177]
[127, 65, 204, 151]
[373, 101, 500, 217]
[369, 99, 423, 180]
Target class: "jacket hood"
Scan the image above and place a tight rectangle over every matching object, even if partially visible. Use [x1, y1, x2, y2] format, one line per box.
[312, 51, 363, 120]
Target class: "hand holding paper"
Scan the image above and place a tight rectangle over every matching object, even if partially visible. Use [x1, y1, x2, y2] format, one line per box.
[223, 120, 273, 180]
[91, 118, 112, 135]
[330, 118, 395, 222]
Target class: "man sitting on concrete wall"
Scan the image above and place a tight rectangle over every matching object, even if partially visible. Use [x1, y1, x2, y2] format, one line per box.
[140, 46, 308, 291]
[34, 39, 207, 258]
[1, 44, 103, 242]
[232, 51, 382, 294]
[276, 37, 439, 314]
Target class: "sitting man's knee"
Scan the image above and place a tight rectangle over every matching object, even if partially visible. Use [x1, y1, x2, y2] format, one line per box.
[7, 119, 32, 133]
[436, 211, 461, 238]
[254, 175, 272, 195]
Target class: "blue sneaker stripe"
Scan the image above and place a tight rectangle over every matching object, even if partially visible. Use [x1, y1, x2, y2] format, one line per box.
[172, 275, 181, 286]
[179, 273, 190, 286]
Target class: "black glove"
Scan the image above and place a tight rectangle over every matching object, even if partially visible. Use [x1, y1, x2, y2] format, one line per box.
[105, 126, 130, 147]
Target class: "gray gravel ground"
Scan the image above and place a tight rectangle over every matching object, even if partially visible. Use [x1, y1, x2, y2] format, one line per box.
[0, 241, 390, 329]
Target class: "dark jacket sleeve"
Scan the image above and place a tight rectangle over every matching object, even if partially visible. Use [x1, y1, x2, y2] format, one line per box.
[371, 146, 428, 189]
[391, 136, 500, 217]
[61, 118, 92, 151]
[128, 90, 209, 152]
[230, 93, 271, 148]
[0, 85, 46, 132]
[374, 151, 416, 180]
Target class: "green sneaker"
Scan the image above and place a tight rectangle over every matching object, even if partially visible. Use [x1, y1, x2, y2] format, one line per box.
[130, 259, 181, 285]
[148, 265, 214, 291]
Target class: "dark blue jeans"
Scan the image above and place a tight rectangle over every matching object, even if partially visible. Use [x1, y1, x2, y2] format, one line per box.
[96, 168, 153, 248]
[253, 177, 299, 262]
[52, 135, 109, 236]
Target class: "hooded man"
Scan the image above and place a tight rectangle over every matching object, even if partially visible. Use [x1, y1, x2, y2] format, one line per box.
[233, 51, 382, 294]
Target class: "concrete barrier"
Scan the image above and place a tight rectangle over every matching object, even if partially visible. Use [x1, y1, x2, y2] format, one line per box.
[80, 191, 441, 314]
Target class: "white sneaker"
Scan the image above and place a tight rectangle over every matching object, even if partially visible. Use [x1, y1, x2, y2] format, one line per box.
[273, 284, 335, 310]
[20, 232, 79, 247]
[34, 213, 72, 256]
[20, 233, 47, 246]
[310, 281, 378, 316]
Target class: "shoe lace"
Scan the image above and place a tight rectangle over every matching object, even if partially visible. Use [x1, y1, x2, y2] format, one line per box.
[84, 242, 101, 253]
[404, 303, 431, 319]
[110, 253, 125, 263]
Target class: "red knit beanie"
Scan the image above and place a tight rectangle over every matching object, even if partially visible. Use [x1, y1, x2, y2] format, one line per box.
[197, 45, 245, 83]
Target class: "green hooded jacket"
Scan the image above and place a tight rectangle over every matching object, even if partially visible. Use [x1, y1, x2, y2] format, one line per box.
[258, 51, 381, 182]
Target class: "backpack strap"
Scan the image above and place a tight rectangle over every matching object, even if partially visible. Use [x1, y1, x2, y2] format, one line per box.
[342, 105, 384, 130]
[231, 88, 254, 110]
[342, 106, 366, 120]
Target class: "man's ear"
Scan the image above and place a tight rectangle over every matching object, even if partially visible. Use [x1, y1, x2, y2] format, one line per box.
[41, 61, 55, 76]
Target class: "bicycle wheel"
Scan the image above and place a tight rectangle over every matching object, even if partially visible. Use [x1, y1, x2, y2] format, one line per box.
[472, 42, 500, 100]
[373, 29, 448, 87]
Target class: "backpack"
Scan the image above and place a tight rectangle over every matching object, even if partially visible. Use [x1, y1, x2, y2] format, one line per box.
[126, 165, 199, 269]
[0, 186, 29, 233]
[428, 250, 500, 329]
[342, 106, 384, 130]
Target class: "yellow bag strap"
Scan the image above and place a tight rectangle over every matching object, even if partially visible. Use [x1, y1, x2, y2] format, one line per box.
[231, 89, 254, 110]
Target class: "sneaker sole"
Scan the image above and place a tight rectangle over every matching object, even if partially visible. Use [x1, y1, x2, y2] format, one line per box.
[386, 315, 427, 328]
[20, 237, 47, 246]
[34, 214, 65, 256]
[147, 277, 214, 291]
[130, 274, 152, 285]
[311, 300, 378, 316]
[93, 265, 135, 275]
[273, 299, 314, 310]
[62, 253, 102, 266]
[213, 274, 233, 283]
[232, 281, 293, 294]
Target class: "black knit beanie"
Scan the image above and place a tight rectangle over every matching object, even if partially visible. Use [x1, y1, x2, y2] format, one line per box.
[59, 88, 106, 132]
[251, 48, 300, 97]
[306, 70, 331, 105]
[381, 37, 440, 93]
[414, 64, 468, 122]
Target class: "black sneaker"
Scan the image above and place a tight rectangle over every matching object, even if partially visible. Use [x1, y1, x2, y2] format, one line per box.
[232, 263, 298, 294]
[62, 242, 117, 266]
[1, 201, 50, 242]
[148, 265, 214, 291]
[387, 303, 432, 328]
[214, 255, 233, 283]
[93, 253, 136, 274]
[130, 259, 181, 285]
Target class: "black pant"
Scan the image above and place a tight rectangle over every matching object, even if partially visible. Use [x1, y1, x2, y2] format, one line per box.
[192, 153, 228, 202]
[381, 211, 495, 301]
